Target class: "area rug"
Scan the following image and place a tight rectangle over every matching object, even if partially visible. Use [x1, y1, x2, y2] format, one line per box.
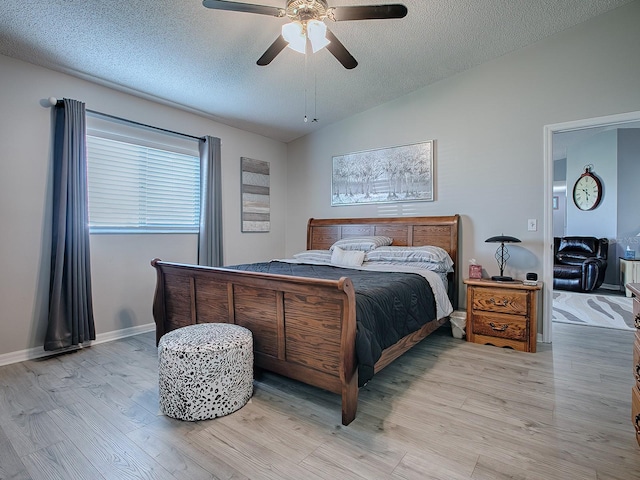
[552, 291, 635, 331]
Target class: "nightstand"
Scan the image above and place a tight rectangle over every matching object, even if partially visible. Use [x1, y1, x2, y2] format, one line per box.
[464, 278, 542, 353]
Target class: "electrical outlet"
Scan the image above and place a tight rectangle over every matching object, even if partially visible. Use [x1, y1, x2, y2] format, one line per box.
[527, 219, 537, 231]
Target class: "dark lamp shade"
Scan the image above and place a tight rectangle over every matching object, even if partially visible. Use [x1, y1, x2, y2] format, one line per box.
[485, 235, 521, 243]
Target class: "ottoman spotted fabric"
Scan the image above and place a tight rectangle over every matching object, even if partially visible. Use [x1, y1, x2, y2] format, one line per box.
[158, 323, 253, 421]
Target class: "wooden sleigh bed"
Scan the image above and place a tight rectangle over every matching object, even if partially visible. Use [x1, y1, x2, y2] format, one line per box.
[151, 215, 459, 425]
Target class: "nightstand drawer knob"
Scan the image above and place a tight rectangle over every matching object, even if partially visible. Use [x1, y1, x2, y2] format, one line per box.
[635, 414, 640, 435]
[489, 298, 509, 307]
[635, 313, 640, 329]
[635, 364, 640, 382]
[489, 322, 509, 332]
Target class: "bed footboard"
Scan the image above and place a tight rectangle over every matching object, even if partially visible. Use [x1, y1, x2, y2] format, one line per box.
[151, 259, 359, 425]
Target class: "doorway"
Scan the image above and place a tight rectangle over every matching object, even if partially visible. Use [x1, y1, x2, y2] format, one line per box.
[543, 111, 640, 343]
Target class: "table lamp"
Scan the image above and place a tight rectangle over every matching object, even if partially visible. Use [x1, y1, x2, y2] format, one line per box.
[485, 235, 521, 281]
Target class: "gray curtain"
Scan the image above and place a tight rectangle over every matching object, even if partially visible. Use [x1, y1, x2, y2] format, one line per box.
[45, 98, 95, 351]
[198, 136, 223, 266]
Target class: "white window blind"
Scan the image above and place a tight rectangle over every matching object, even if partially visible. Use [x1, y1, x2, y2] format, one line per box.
[86, 115, 200, 233]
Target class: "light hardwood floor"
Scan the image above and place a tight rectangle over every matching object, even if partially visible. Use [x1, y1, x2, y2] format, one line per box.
[1, 322, 639, 479]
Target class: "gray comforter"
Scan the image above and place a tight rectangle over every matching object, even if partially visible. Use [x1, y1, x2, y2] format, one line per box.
[225, 261, 438, 386]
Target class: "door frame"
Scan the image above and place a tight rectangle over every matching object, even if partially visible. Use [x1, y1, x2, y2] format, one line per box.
[543, 110, 640, 343]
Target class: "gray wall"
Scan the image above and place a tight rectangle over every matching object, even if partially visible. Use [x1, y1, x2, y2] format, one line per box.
[0, 54, 288, 361]
[553, 127, 640, 288]
[565, 130, 617, 239]
[285, 1, 640, 317]
[564, 130, 618, 286]
[618, 129, 640, 256]
[2, 2, 640, 360]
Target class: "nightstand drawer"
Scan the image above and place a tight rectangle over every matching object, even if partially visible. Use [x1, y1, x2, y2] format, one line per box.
[471, 287, 528, 315]
[633, 387, 640, 446]
[629, 284, 640, 447]
[635, 340, 640, 391]
[472, 312, 527, 341]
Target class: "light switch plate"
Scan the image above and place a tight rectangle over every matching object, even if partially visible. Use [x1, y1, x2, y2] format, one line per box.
[527, 219, 537, 231]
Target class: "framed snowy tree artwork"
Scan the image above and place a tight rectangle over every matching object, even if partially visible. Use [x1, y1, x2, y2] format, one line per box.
[331, 141, 434, 206]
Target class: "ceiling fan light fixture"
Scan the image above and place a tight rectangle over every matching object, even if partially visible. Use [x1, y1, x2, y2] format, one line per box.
[282, 18, 330, 55]
[282, 21, 306, 53]
[307, 19, 330, 53]
[204, 0, 408, 68]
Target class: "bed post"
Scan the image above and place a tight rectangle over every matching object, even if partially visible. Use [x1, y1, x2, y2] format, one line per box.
[338, 277, 358, 425]
[342, 382, 358, 425]
[150, 258, 166, 345]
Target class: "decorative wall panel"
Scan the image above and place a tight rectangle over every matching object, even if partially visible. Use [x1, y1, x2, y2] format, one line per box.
[241, 157, 270, 232]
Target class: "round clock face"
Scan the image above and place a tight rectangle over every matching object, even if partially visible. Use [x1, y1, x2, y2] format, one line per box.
[573, 172, 602, 211]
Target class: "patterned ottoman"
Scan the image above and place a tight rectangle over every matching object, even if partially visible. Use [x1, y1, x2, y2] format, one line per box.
[158, 323, 253, 421]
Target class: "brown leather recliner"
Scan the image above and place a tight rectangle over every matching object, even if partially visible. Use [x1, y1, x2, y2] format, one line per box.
[553, 236, 609, 292]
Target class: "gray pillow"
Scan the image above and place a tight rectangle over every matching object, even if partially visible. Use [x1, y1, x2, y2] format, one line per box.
[365, 246, 454, 271]
[292, 250, 332, 263]
[329, 236, 393, 252]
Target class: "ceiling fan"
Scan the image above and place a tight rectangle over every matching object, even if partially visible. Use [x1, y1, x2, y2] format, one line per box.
[202, 0, 408, 69]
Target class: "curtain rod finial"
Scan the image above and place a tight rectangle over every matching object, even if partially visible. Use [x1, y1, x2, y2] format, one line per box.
[48, 97, 58, 106]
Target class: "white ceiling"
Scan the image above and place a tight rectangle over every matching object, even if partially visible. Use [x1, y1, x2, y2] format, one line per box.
[0, 0, 634, 142]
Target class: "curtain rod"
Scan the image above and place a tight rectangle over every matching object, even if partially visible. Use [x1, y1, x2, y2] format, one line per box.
[49, 97, 204, 141]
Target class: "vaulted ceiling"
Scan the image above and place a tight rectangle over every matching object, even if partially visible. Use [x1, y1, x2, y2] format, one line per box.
[0, 0, 634, 142]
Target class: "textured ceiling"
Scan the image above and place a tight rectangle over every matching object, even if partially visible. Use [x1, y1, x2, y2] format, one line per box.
[0, 0, 634, 142]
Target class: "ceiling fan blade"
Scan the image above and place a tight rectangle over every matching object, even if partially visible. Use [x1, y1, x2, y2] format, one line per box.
[257, 35, 288, 66]
[202, 0, 284, 17]
[329, 4, 408, 21]
[325, 29, 358, 70]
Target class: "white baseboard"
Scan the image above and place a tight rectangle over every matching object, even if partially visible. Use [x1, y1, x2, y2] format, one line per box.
[0, 322, 156, 367]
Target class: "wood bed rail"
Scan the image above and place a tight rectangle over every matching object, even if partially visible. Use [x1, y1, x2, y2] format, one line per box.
[151, 258, 360, 425]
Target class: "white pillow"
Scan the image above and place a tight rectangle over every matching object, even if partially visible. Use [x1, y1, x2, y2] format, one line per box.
[292, 250, 332, 263]
[329, 236, 393, 252]
[365, 245, 451, 262]
[330, 246, 365, 267]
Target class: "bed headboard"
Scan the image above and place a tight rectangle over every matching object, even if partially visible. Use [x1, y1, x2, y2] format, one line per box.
[307, 215, 460, 306]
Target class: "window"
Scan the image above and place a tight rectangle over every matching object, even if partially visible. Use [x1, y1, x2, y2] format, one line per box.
[86, 115, 200, 233]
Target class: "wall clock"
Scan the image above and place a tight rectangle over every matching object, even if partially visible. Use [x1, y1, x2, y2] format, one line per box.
[572, 166, 602, 211]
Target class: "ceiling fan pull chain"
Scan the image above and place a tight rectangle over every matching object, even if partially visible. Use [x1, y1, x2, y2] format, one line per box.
[304, 46, 309, 122]
[313, 66, 318, 123]
[307, 45, 318, 123]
